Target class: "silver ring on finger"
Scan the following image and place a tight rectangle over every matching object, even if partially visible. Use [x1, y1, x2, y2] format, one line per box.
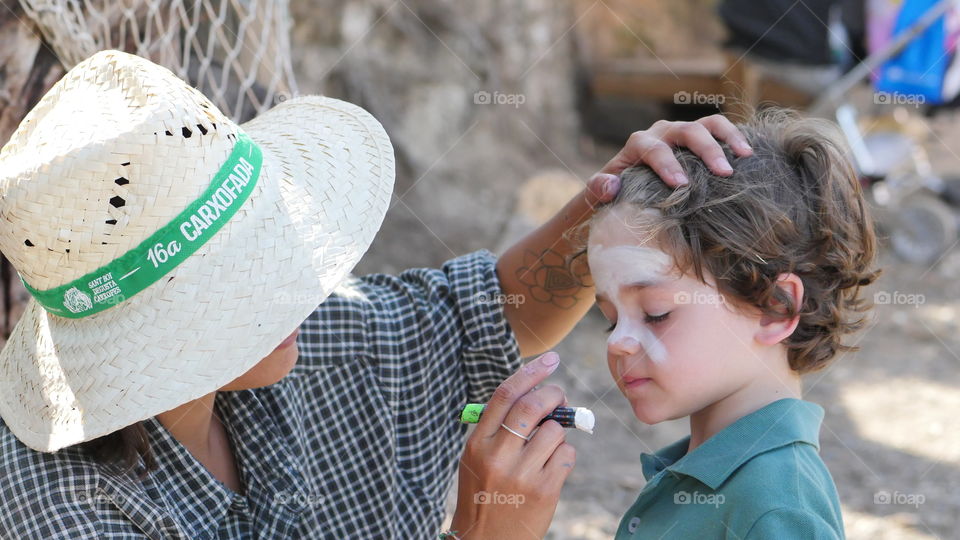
[500, 423, 531, 441]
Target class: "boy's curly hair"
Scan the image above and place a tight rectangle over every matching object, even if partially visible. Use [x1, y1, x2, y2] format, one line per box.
[580, 109, 880, 373]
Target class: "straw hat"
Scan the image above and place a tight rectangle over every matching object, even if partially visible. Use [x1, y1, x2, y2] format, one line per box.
[0, 50, 395, 452]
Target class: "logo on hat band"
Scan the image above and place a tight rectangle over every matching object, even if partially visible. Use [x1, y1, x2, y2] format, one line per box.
[20, 132, 263, 319]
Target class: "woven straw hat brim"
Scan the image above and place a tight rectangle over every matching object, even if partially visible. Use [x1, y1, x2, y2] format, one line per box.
[0, 95, 394, 452]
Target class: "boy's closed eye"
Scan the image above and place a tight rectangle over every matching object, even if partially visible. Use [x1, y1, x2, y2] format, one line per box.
[604, 312, 671, 333]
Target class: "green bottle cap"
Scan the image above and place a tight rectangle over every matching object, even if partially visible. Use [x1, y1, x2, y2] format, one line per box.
[459, 403, 486, 423]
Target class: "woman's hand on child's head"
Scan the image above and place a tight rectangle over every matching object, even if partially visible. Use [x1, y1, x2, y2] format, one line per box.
[554, 115, 751, 248]
[450, 352, 576, 539]
[600, 114, 753, 188]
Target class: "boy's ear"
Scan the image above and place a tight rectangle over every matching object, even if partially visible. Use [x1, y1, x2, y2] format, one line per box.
[754, 273, 803, 346]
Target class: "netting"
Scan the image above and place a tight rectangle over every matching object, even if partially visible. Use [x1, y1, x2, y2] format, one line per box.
[19, 0, 299, 123]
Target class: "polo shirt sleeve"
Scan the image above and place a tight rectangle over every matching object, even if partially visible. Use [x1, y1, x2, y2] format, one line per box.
[745, 507, 843, 539]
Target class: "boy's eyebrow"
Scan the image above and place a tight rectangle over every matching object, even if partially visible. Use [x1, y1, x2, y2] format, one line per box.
[595, 280, 662, 303]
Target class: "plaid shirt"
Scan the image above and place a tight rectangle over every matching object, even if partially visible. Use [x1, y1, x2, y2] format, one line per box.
[0, 251, 521, 539]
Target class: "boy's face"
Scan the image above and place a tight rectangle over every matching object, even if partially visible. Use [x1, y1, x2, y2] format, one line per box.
[589, 207, 768, 425]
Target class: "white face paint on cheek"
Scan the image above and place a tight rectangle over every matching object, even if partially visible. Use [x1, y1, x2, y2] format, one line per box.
[590, 244, 673, 365]
[609, 319, 668, 365]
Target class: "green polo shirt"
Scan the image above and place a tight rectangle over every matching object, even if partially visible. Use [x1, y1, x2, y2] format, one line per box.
[616, 398, 844, 539]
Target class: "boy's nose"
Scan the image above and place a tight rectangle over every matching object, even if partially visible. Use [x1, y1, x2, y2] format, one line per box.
[608, 333, 643, 357]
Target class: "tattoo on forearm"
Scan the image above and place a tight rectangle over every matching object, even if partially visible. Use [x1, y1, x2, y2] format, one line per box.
[515, 248, 592, 309]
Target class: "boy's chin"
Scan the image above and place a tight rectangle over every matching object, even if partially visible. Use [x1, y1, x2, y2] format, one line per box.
[629, 401, 673, 425]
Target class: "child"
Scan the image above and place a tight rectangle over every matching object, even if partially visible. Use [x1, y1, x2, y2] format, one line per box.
[585, 109, 878, 538]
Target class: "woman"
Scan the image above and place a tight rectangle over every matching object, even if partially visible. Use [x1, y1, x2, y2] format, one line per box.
[0, 50, 748, 538]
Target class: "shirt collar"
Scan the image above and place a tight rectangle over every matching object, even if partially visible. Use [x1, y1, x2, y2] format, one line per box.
[215, 387, 311, 514]
[639, 398, 824, 490]
[140, 396, 239, 540]
[93, 387, 309, 539]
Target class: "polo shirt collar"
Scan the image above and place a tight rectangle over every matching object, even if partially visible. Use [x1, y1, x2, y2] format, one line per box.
[639, 398, 824, 490]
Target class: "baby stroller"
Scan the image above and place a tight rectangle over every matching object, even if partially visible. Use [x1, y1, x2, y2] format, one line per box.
[813, 0, 960, 265]
[836, 103, 960, 265]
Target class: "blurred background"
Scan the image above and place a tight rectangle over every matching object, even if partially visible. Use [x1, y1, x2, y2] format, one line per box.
[2, 0, 959, 538]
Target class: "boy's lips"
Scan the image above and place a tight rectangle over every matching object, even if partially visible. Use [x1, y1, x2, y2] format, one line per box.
[622, 375, 652, 389]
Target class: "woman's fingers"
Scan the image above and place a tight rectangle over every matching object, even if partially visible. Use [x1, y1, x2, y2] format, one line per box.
[659, 121, 733, 176]
[600, 131, 686, 185]
[542, 442, 577, 490]
[495, 384, 566, 448]
[520, 419, 567, 470]
[697, 114, 753, 157]
[452, 359, 576, 539]
[597, 114, 753, 187]
[583, 172, 621, 209]
[474, 352, 561, 438]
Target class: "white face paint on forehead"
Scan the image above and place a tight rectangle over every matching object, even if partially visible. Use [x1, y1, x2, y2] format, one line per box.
[588, 243, 674, 365]
[587, 244, 673, 300]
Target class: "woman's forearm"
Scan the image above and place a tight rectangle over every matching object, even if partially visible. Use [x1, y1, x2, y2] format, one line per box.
[496, 178, 612, 357]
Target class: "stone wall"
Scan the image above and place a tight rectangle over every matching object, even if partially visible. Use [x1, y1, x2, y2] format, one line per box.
[289, 0, 582, 272]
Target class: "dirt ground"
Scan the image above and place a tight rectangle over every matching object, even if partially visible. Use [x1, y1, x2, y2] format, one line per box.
[434, 106, 960, 539]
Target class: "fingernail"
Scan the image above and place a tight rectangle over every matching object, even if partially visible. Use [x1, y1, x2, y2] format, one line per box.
[737, 140, 752, 153]
[603, 175, 620, 197]
[713, 158, 733, 173]
[540, 352, 560, 367]
[673, 172, 689, 185]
